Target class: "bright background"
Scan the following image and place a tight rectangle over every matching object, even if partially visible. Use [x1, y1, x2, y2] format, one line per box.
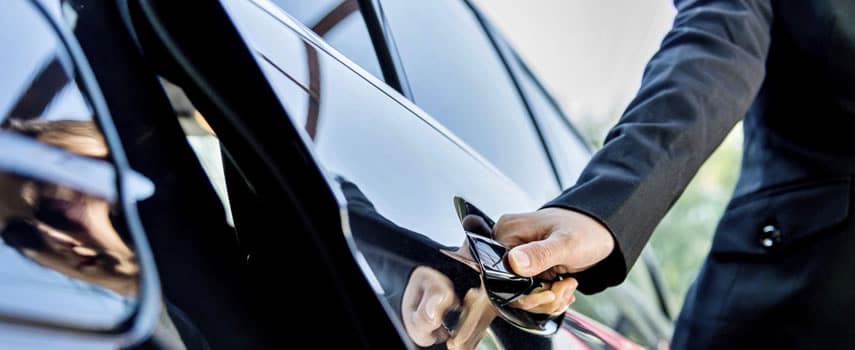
[474, 0, 744, 309]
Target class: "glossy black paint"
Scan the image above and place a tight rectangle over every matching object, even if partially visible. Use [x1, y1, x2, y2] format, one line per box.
[0, 0, 674, 348]
[267, 0, 672, 347]
[226, 0, 653, 348]
[128, 0, 407, 348]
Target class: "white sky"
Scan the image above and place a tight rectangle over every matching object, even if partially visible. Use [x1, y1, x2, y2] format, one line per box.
[473, 0, 676, 126]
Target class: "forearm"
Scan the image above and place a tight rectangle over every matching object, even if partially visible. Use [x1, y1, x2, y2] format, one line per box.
[547, 0, 773, 293]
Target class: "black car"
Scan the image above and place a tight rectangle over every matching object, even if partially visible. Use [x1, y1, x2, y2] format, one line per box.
[0, 0, 672, 348]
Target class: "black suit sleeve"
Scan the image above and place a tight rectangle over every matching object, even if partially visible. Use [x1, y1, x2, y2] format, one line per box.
[545, 0, 773, 294]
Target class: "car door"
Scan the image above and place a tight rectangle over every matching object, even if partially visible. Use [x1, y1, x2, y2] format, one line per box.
[339, 0, 672, 347]
[219, 1, 642, 348]
[123, 0, 644, 348]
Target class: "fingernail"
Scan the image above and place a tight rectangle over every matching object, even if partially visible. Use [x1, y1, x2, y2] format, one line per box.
[510, 249, 529, 269]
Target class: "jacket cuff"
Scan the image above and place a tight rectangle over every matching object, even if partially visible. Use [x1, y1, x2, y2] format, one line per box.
[541, 199, 629, 294]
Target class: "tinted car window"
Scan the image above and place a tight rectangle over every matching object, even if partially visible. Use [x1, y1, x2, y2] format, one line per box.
[270, 0, 384, 79]
[512, 56, 592, 187]
[378, 0, 559, 202]
[0, 0, 151, 330]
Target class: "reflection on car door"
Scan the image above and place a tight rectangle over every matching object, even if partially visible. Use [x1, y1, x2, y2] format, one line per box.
[372, 0, 561, 204]
[225, 1, 641, 348]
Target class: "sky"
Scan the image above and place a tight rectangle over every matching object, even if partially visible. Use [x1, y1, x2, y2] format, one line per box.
[472, 0, 676, 127]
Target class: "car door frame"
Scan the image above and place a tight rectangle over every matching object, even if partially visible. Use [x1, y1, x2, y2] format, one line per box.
[356, 0, 676, 328]
[122, 0, 411, 347]
[356, 0, 565, 189]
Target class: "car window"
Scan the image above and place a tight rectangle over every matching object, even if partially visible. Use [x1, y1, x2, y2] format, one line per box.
[233, 0, 384, 137]
[270, 0, 384, 80]
[0, 0, 150, 330]
[512, 56, 592, 188]
[377, 0, 559, 202]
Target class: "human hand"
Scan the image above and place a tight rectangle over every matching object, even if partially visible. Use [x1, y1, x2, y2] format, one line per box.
[402, 266, 459, 347]
[493, 208, 614, 313]
[402, 266, 499, 349]
[446, 288, 496, 350]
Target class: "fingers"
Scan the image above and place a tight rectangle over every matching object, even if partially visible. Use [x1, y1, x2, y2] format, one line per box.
[507, 236, 570, 277]
[493, 213, 546, 246]
[402, 267, 459, 347]
[497, 208, 617, 277]
[512, 289, 556, 310]
[447, 289, 496, 350]
[513, 278, 578, 315]
[416, 285, 457, 326]
[448, 290, 484, 346]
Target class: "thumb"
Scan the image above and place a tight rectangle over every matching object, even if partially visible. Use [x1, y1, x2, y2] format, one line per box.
[507, 237, 567, 277]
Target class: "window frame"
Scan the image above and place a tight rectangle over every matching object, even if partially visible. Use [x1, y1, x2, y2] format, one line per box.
[355, 0, 413, 96]
[360, 0, 565, 194]
[506, 50, 595, 188]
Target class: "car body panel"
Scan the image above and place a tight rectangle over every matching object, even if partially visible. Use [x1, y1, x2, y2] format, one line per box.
[0, 0, 671, 348]
[262, 0, 673, 347]
[225, 1, 644, 348]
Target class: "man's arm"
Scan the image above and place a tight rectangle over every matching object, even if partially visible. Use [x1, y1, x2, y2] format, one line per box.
[497, 0, 774, 296]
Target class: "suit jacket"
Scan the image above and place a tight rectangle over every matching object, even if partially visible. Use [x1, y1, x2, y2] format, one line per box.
[546, 0, 855, 297]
